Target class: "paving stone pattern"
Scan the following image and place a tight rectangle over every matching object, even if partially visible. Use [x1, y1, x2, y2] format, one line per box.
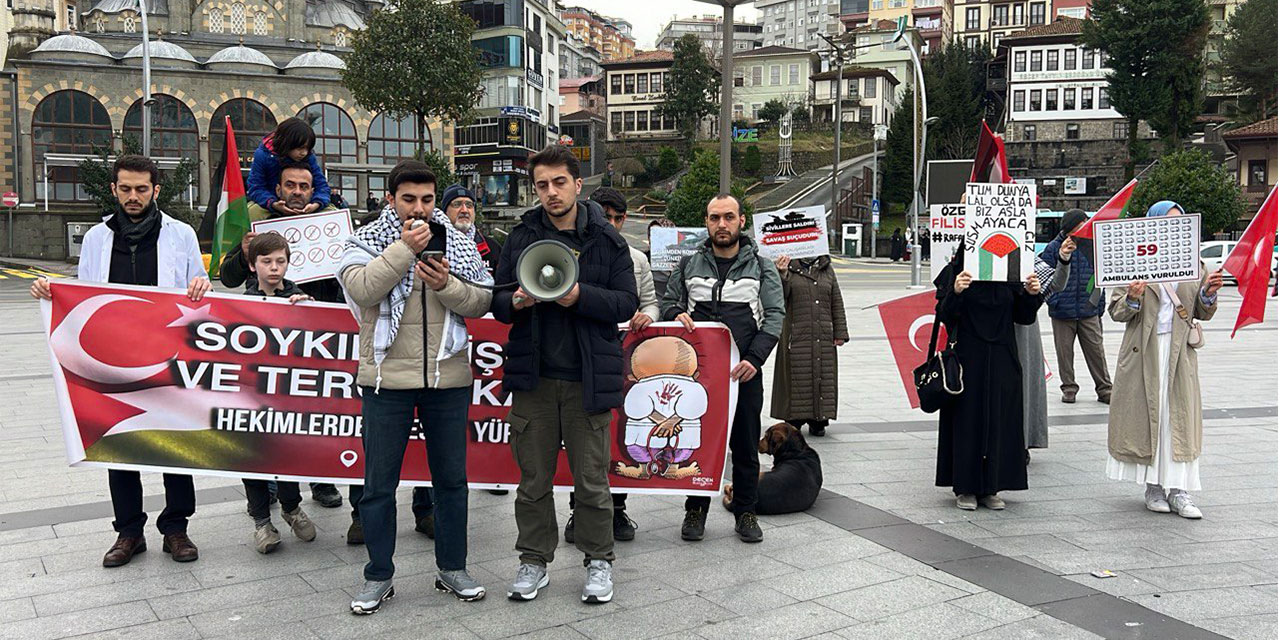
[0, 261, 1272, 639]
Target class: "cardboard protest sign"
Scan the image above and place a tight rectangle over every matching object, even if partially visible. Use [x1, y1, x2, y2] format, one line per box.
[250, 209, 353, 283]
[929, 203, 969, 282]
[41, 281, 738, 495]
[753, 205, 829, 259]
[964, 182, 1035, 282]
[649, 227, 709, 272]
[1093, 214, 1201, 287]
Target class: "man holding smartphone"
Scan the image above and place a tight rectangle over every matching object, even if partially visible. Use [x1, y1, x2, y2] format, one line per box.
[339, 160, 494, 614]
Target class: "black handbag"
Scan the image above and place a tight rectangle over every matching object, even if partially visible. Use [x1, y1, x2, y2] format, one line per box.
[913, 304, 963, 414]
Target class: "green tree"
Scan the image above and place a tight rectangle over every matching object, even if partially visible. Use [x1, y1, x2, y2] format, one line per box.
[660, 34, 720, 141]
[1083, 0, 1210, 174]
[657, 146, 683, 179]
[757, 99, 790, 124]
[665, 151, 753, 227]
[342, 0, 484, 156]
[924, 42, 990, 160]
[416, 148, 456, 188]
[1218, 0, 1278, 119]
[881, 86, 916, 213]
[791, 106, 811, 124]
[1129, 149, 1247, 234]
[80, 137, 198, 224]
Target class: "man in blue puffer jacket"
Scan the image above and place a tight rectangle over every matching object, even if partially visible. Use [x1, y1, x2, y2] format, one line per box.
[1040, 209, 1112, 404]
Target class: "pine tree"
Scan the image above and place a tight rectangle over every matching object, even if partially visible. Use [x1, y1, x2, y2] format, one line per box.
[660, 35, 720, 141]
[1083, 0, 1210, 174]
[1218, 0, 1278, 119]
[881, 86, 916, 214]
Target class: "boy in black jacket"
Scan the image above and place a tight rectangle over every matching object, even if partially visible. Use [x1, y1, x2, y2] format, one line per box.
[240, 233, 318, 553]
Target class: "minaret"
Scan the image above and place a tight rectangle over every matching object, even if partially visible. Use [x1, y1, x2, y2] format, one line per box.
[9, 0, 59, 55]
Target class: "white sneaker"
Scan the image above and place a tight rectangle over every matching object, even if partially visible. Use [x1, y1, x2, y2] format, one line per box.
[1144, 484, 1171, 513]
[582, 559, 613, 604]
[956, 494, 978, 510]
[979, 494, 1006, 510]
[1168, 490, 1202, 519]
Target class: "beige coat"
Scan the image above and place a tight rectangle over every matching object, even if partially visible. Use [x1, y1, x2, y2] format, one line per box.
[1106, 271, 1217, 464]
[341, 240, 492, 390]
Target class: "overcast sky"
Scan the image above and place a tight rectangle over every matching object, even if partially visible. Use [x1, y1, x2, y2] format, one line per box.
[565, 0, 762, 50]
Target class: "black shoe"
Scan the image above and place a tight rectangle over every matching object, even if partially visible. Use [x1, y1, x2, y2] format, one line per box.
[488, 489, 510, 496]
[415, 513, 435, 539]
[312, 484, 343, 508]
[613, 510, 636, 542]
[346, 519, 364, 545]
[563, 513, 575, 544]
[735, 512, 763, 543]
[1025, 449, 1032, 466]
[809, 423, 827, 437]
[681, 508, 707, 541]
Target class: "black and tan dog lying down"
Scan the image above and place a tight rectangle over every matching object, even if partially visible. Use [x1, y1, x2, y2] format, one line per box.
[723, 422, 824, 515]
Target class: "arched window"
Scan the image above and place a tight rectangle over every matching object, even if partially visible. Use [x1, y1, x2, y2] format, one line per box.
[368, 113, 431, 194]
[94, 16, 105, 32]
[209, 8, 224, 33]
[230, 2, 246, 34]
[210, 98, 277, 168]
[297, 102, 358, 200]
[253, 10, 268, 35]
[123, 12, 136, 32]
[32, 90, 112, 201]
[333, 28, 347, 47]
[123, 94, 199, 163]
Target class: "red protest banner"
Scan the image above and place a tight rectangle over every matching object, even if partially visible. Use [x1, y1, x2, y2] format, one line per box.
[876, 290, 947, 410]
[42, 280, 735, 496]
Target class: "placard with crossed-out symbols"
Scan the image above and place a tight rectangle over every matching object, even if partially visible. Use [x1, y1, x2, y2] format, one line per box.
[251, 209, 353, 284]
[1093, 214, 1201, 287]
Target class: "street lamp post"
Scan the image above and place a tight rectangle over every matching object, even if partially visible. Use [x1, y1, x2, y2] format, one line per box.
[694, 0, 752, 193]
[818, 32, 849, 244]
[898, 22, 929, 288]
[138, 0, 153, 157]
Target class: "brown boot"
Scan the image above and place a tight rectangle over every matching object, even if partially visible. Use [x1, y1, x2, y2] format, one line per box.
[102, 536, 146, 568]
[162, 533, 199, 563]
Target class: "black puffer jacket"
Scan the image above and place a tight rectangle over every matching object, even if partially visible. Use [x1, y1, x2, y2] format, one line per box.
[491, 200, 638, 413]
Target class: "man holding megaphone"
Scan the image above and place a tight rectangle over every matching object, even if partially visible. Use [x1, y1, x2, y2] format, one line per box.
[491, 145, 639, 605]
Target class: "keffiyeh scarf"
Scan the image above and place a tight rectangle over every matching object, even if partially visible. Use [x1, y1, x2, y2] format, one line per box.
[339, 206, 492, 390]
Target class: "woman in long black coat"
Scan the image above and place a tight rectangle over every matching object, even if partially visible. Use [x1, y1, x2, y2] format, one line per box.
[890, 228, 904, 261]
[935, 245, 1043, 510]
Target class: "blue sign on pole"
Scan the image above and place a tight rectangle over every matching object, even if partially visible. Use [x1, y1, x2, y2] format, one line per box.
[871, 198, 881, 229]
[871, 199, 881, 214]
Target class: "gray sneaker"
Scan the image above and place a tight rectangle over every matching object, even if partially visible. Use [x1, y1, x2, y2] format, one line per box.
[253, 523, 281, 554]
[282, 507, 317, 542]
[582, 559, 613, 604]
[350, 579, 395, 615]
[506, 563, 549, 601]
[435, 569, 486, 601]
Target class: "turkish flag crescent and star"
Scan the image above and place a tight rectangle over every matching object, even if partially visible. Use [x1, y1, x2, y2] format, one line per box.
[40, 280, 737, 496]
[877, 290, 948, 409]
[1224, 185, 1278, 337]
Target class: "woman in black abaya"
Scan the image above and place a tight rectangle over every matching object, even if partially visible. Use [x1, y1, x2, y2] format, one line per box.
[934, 242, 1044, 510]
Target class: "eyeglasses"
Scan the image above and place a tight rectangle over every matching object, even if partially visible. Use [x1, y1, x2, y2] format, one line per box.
[449, 200, 476, 211]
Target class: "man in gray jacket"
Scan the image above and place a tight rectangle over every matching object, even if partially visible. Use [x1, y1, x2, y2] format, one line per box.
[340, 161, 493, 614]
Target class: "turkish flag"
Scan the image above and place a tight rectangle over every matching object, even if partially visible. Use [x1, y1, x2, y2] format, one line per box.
[1072, 178, 1137, 239]
[877, 290, 947, 409]
[1224, 185, 1278, 337]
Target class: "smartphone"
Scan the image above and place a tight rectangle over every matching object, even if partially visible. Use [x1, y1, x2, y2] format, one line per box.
[419, 250, 444, 264]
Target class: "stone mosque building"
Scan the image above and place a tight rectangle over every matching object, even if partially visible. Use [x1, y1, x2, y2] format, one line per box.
[2, 0, 452, 257]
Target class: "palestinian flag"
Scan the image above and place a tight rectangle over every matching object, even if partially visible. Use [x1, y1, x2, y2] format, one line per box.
[1072, 178, 1137, 240]
[204, 116, 249, 278]
[977, 231, 1022, 282]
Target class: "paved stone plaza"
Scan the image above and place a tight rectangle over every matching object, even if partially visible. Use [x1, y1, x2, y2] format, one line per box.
[0, 256, 1273, 640]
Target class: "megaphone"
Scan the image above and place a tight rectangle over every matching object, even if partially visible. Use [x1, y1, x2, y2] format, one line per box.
[516, 239, 579, 302]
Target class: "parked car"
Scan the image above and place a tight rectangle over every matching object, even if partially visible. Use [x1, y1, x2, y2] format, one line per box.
[1199, 241, 1280, 284]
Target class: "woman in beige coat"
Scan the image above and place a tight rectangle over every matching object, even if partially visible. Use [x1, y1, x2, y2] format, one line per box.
[1105, 201, 1224, 519]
